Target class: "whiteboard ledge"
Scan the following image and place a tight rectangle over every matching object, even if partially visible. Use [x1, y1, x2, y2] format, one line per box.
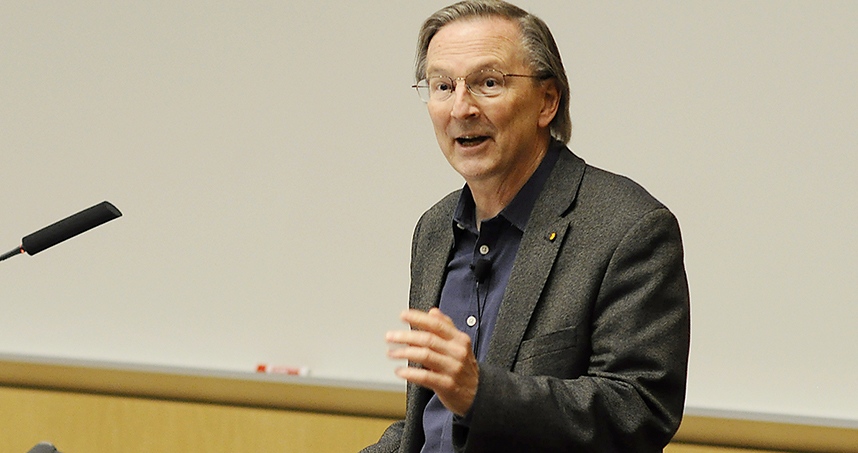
[0, 353, 405, 418]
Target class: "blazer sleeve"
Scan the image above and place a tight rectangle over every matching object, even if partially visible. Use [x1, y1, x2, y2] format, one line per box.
[453, 207, 691, 452]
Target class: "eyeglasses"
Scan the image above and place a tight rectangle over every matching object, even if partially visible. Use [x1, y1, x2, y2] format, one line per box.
[412, 69, 540, 103]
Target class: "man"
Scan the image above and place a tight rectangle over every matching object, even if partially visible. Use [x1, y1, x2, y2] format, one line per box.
[363, 1, 690, 451]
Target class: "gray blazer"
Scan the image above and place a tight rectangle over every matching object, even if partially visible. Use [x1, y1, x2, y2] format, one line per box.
[364, 145, 690, 452]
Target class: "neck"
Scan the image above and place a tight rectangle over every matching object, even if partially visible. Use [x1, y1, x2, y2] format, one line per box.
[469, 142, 549, 225]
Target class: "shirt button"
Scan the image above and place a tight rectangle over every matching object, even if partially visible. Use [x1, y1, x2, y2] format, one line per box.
[466, 315, 477, 327]
[479, 244, 490, 255]
[456, 223, 465, 230]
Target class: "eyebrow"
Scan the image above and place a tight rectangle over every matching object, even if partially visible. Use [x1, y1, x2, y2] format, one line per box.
[425, 63, 508, 78]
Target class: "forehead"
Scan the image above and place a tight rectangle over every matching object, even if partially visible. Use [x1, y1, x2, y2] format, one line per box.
[426, 16, 525, 74]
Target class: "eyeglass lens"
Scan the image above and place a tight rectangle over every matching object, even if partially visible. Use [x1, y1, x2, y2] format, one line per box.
[416, 69, 507, 102]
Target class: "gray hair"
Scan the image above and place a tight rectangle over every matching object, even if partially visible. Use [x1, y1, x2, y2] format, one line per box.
[415, 0, 572, 143]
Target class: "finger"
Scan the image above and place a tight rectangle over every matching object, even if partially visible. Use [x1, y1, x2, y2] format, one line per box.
[386, 329, 470, 360]
[387, 337, 474, 376]
[394, 363, 454, 389]
[401, 308, 458, 340]
[427, 306, 452, 321]
[392, 353, 479, 417]
[387, 344, 462, 371]
[386, 328, 438, 346]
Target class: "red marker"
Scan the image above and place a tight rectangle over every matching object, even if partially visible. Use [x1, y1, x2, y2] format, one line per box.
[256, 364, 310, 376]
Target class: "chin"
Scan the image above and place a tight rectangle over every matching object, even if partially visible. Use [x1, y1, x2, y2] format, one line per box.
[450, 160, 498, 182]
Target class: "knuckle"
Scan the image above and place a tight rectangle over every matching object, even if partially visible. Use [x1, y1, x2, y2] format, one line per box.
[419, 349, 431, 361]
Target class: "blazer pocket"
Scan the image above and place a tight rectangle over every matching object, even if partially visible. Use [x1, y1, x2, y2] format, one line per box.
[517, 325, 577, 360]
[513, 326, 580, 377]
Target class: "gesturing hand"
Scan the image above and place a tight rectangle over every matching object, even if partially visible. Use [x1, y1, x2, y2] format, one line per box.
[386, 307, 479, 416]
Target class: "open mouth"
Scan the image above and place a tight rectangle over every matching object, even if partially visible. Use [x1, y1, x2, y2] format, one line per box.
[456, 136, 490, 147]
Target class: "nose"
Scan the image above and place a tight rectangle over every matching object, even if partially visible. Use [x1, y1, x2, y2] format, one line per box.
[450, 79, 480, 120]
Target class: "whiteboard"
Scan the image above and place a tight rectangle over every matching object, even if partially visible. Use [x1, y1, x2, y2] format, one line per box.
[1, 0, 856, 425]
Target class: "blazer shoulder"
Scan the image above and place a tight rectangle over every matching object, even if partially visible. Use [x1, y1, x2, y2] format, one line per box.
[414, 189, 460, 235]
[559, 161, 681, 250]
[579, 164, 670, 217]
[539, 146, 670, 224]
[410, 189, 459, 259]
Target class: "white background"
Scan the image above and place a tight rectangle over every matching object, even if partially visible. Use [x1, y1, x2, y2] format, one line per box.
[1, 1, 856, 425]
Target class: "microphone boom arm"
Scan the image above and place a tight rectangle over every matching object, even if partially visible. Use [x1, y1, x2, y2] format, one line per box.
[0, 246, 25, 262]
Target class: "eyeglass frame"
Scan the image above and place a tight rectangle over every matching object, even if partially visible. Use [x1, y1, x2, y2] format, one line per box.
[412, 69, 544, 103]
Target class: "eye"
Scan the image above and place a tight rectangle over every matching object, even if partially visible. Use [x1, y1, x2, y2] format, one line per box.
[429, 77, 454, 93]
[473, 72, 504, 96]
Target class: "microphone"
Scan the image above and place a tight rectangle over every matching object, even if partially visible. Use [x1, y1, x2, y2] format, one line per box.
[470, 257, 493, 355]
[0, 201, 122, 262]
[471, 258, 492, 283]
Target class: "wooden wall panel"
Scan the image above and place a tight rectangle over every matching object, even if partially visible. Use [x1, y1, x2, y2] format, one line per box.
[0, 386, 393, 453]
[0, 385, 842, 453]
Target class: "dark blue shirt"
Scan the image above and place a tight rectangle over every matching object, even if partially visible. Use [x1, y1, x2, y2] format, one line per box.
[420, 145, 560, 453]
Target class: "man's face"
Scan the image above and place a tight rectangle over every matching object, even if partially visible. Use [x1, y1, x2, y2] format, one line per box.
[424, 17, 558, 186]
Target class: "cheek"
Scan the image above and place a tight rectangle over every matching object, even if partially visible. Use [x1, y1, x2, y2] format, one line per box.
[501, 99, 541, 134]
[482, 98, 518, 125]
[427, 105, 448, 130]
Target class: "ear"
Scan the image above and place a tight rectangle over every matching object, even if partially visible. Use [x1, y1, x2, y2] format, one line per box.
[537, 78, 561, 129]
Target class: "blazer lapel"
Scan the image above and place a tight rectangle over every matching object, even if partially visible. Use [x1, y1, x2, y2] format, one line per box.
[486, 148, 586, 369]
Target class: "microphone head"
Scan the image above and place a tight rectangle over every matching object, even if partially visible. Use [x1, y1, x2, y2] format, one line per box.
[21, 201, 122, 256]
[472, 258, 492, 283]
